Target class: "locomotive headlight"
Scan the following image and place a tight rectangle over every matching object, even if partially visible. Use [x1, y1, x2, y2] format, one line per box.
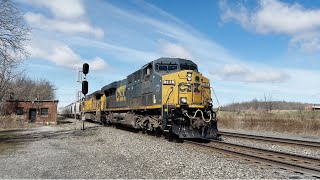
[180, 97, 187, 104]
[187, 72, 192, 81]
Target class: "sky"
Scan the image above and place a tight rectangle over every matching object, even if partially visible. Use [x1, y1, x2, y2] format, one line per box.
[17, 0, 320, 107]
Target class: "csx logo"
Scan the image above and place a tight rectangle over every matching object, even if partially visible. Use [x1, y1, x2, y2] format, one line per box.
[194, 83, 200, 93]
[116, 85, 126, 102]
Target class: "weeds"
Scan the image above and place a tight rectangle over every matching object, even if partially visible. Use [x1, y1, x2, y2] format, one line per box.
[218, 110, 320, 137]
[0, 115, 39, 130]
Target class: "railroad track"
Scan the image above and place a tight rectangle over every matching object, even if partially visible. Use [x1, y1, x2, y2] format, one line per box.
[185, 140, 320, 178]
[219, 131, 320, 148]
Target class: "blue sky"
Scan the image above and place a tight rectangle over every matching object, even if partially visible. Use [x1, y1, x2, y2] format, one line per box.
[17, 0, 320, 107]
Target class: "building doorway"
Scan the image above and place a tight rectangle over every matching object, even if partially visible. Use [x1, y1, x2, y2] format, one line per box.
[29, 109, 36, 122]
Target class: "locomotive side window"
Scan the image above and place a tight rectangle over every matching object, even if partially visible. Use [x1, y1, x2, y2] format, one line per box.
[134, 70, 141, 82]
[144, 64, 153, 79]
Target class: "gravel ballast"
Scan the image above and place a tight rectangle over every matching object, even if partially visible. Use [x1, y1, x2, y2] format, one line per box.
[220, 128, 320, 159]
[0, 119, 314, 179]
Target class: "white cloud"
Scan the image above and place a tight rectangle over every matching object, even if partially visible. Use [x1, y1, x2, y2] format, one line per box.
[22, 0, 104, 39]
[23, 0, 85, 19]
[71, 37, 160, 63]
[220, 0, 320, 52]
[25, 12, 104, 39]
[26, 40, 108, 71]
[20, 0, 320, 104]
[90, 57, 108, 70]
[160, 41, 193, 59]
[211, 64, 289, 83]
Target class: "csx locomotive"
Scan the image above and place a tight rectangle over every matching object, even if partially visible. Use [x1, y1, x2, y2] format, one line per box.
[76, 57, 219, 139]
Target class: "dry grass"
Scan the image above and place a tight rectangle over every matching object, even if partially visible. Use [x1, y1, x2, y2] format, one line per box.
[218, 110, 320, 137]
[0, 115, 40, 130]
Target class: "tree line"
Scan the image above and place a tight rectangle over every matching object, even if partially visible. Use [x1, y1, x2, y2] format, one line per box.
[221, 98, 310, 112]
[0, 0, 56, 113]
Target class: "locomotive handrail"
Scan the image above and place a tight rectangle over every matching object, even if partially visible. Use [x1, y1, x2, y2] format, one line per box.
[165, 86, 174, 115]
[210, 87, 221, 113]
[184, 108, 213, 123]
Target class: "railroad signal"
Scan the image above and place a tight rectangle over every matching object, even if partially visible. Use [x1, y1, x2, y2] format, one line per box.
[81, 63, 89, 96]
[83, 63, 89, 75]
[82, 80, 88, 95]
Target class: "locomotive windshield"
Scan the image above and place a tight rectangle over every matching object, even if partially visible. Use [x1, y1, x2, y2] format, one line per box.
[156, 63, 178, 71]
[180, 63, 198, 71]
[155, 60, 198, 72]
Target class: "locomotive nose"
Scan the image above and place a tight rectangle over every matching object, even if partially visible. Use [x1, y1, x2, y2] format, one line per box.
[176, 70, 205, 106]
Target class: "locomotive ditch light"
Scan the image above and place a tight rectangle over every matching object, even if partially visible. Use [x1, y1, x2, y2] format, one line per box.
[83, 63, 89, 75]
[187, 72, 192, 81]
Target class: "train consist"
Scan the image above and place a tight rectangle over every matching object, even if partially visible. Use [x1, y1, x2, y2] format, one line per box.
[60, 102, 81, 118]
[61, 57, 220, 139]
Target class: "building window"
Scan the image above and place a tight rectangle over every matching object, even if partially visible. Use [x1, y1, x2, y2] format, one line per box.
[40, 108, 49, 117]
[16, 107, 24, 115]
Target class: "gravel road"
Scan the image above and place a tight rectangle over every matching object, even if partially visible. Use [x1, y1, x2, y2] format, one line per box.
[0, 119, 314, 179]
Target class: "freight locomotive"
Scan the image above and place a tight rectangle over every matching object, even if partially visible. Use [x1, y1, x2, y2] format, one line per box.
[63, 57, 220, 139]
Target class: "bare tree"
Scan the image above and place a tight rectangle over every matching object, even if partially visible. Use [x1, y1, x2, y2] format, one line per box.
[9, 76, 56, 100]
[222, 99, 310, 111]
[264, 93, 273, 114]
[252, 98, 259, 110]
[0, 0, 30, 101]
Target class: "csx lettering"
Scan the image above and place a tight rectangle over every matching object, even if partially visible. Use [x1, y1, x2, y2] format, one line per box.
[116, 85, 126, 102]
[194, 83, 200, 93]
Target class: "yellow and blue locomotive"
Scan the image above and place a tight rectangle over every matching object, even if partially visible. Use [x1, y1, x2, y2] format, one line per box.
[83, 57, 219, 139]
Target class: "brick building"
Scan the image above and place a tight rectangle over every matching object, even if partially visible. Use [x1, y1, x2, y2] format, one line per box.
[5, 100, 59, 124]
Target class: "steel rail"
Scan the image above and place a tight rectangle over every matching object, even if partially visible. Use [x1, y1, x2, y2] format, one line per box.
[185, 140, 320, 178]
[219, 131, 320, 148]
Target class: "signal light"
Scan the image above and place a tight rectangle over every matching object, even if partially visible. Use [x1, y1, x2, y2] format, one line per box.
[83, 63, 89, 75]
[82, 80, 88, 95]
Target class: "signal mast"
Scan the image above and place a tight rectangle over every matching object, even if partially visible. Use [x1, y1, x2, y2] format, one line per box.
[77, 63, 89, 130]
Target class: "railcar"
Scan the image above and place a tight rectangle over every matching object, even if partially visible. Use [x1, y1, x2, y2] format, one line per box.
[83, 57, 219, 139]
[60, 102, 81, 118]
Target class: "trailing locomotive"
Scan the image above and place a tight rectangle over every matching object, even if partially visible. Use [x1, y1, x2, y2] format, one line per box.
[82, 57, 219, 139]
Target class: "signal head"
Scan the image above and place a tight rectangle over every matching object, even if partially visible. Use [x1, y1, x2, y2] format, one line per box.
[83, 63, 89, 75]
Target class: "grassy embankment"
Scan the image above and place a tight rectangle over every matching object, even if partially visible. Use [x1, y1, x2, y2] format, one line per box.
[218, 110, 320, 137]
